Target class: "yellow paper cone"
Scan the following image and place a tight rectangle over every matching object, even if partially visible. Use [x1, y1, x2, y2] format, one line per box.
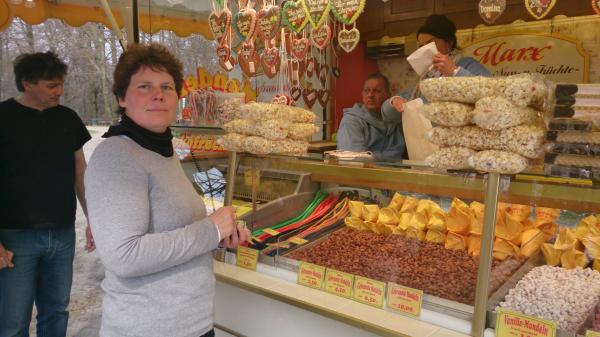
[593, 258, 600, 272]
[445, 232, 467, 251]
[535, 207, 561, 227]
[538, 222, 557, 241]
[373, 222, 393, 235]
[392, 225, 406, 235]
[405, 227, 426, 241]
[581, 236, 600, 259]
[389, 192, 406, 211]
[378, 207, 400, 225]
[469, 201, 484, 235]
[410, 212, 428, 230]
[520, 229, 545, 257]
[425, 229, 446, 244]
[362, 204, 380, 222]
[493, 238, 519, 260]
[428, 213, 446, 232]
[349, 201, 364, 218]
[467, 235, 482, 256]
[560, 247, 588, 269]
[554, 227, 579, 251]
[496, 212, 524, 241]
[399, 196, 418, 213]
[541, 243, 562, 266]
[344, 217, 364, 230]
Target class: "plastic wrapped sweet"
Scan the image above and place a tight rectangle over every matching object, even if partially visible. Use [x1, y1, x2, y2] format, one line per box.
[472, 96, 540, 131]
[546, 131, 600, 144]
[469, 202, 485, 235]
[544, 164, 600, 180]
[445, 198, 472, 235]
[545, 154, 600, 168]
[547, 142, 600, 156]
[399, 196, 419, 213]
[218, 133, 307, 155]
[425, 146, 477, 169]
[422, 102, 474, 127]
[493, 238, 519, 260]
[349, 201, 364, 218]
[541, 243, 562, 266]
[420, 76, 499, 104]
[445, 232, 467, 250]
[495, 212, 523, 241]
[378, 207, 400, 225]
[287, 123, 320, 140]
[236, 102, 316, 122]
[217, 133, 246, 152]
[468, 150, 529, 174]
[554, 227, 579, 251]
[271, 139, 308, 155]
[560, 247, 588, 269]
[243, 136, 273, 154]
[498, 74, 538, 108]
[362, 204, 379, 222]
[425, 229, 446, 244]
[548, 118, 593, 132]
[467, 235, 481, 256]
[405, 227, 426, 241]
[429, 125, 544, 159]
[519, 229, 545, 257]
[344, 217, 364, 230]
[388, 192, 405, 211]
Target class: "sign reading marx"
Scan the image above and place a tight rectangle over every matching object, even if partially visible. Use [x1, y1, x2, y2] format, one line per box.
[464, 33, 589, 83]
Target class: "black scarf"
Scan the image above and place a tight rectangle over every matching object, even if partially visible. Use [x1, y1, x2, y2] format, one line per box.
[103, 114, 173, 157]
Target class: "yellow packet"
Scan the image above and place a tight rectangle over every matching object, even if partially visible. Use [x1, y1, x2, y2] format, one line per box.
[496, 212, 523, 241]
[593, 258, 600, 272]
[373, 222, 393, 235]
[469, 201, 484, 235]
[467, 235, 481, 256]
[389, 192, 406, 211]
[446, 198, 472, 235]
[445, 232, 467, 251]
[349, 200, 364, 218]
[493, 238, 519, 260]
[560, 247, 588, 269]
[508, 204, 532, 222]
[344, 217, 364, 230]
[399, 196, 418, 213]
[425, 229, 446, 244]
[553, 227, 579, 251]
[410, 212, 428, 230]
[581, 235, 600, 259]
[405, 227, 426, 241]
[541, 243, 562, 266]
[519, 229, 545, 257]
[362, 204, 380, 222]
[378, 207, 400, 225]
[398, 212, 413, 230]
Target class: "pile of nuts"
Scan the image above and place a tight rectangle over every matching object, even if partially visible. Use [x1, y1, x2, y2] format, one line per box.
[287, 227, 522, 305]
[498, 265, 600, 331]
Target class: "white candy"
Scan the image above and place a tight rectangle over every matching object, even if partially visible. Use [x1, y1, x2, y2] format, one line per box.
[422, 102, 474, 127]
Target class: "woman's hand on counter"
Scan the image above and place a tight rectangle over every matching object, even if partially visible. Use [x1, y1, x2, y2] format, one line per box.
[432, 54, 457, 76]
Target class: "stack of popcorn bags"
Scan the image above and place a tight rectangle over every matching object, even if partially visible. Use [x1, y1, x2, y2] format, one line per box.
[545, 83, 600, 180]
[344, 192, 559, 260]
[542, 213, 600, 270]
[421, 74, 548, 174]
[218, 102, 319, 155]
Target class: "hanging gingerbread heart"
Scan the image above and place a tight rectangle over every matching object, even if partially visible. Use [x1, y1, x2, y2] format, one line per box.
[238, 42, 261, 77]
[524, 0, 556, 20]
[338, 26, 360, 53]
[261, 46, 280, 78]
[208, 8, 232, 43]
[478, 0, 506, 24]
[302, 87, 318, 109]
[291, 86, 302, 102]
[288, 59, 306, 86]
[302, 0, 331, 29]
[257, 5, 280, 42]
[272, 94, 295, 106]
[306, 57, 316, 78]
[291, 35, 311, 60]
[310, 24, 332, 50]
[233, 8, 257, 41]
[317, 89, 331, 107]
[282, 0, 309, 33]
[217, 45, 236, 72]
[593, 0, 600, 15]
[329, 0, 365, 25]
[318, 63, 329, 87]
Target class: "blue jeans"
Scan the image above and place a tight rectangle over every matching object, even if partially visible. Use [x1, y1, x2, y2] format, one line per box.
[0, 227, 75, 337]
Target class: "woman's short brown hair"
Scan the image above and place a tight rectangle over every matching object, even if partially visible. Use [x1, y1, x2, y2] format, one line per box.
[112, 43, 183, 114]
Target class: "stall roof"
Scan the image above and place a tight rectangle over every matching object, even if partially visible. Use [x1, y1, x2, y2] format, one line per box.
[2, 0, 214, 38]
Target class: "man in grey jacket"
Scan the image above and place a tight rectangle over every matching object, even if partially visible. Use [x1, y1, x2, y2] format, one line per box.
[336, 73, 407, 161]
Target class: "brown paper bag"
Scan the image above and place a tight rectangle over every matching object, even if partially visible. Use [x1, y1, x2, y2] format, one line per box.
[402, 97, 438, 160]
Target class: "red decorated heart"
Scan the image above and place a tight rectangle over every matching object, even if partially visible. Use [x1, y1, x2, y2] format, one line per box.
[317, 89, 331, 107]
[338, 27, 360, 53]
[302, 87, 317, 109]
[291, 37, 310, 60]
[291, 86, 302, 102]
[216, 45, 236, 72]
[318, 64, 329, 87]
[257, 5, 281, 42]
[306, 57, 316, 78]
[234, 8, 257, 42]
[310, 24, 332, 50]
[261, 47, 280, 78]
[238, 43, 260, 77]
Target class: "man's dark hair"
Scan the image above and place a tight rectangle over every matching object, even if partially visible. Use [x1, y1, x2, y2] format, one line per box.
[13, 51, 67, 92]
[366, 73, 391, 94]
[417, 14, 458, 50]
[112, 43, 183, 115]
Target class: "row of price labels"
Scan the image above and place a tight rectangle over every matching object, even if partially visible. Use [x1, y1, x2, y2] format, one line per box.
[235, 235, 308, 271]
[296, 261, 423, 317]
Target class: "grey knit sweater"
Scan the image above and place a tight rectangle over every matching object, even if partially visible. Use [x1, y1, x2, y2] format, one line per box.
[85, 136, 219, 337]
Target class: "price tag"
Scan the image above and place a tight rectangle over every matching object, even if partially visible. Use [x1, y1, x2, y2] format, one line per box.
[352, 276, 385, 308]
[324, 269, 354, 298]
[386, 282, 423, 317]
[262, 228, 280, 236]
[236, 246, 259, 271]
[289, 236, 308, 245]
[495, 309, 556, 337]
[297, 262, 325, 289]
[586, 330, 600, 337]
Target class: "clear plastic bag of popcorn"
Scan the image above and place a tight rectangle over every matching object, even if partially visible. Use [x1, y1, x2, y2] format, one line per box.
[425, 146, 477, 169]
[420, 76, 499, 103]
[468, 150, 529, 174]
[429, 125, 545, 158]
[215, 92, 245, 125]
[498, 73, 549, 109]
[236, 102, 316, 123]
[473, 96, 540, 130]
[272, 139, 309, 155]
[422, 102, 474, 127]
[222, 119, 255, 135]
[255, 120, 292, 140]
[217, 133, 246, 152]
[288, 123, 320, 140]
[243, 135, 274, 154]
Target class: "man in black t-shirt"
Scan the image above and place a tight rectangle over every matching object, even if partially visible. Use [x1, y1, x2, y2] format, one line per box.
[0, 52, 92, 337]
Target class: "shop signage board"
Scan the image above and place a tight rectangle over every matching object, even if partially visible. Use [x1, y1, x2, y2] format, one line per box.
[464, 33, 589, 83]
[352, 276, 385, 308]
[324, 268, 354, 298]
[236, 246, 259, 270]
[297, 262, 326, 289]
[495, 309, 557, 337]
[386, 282, 423, 317]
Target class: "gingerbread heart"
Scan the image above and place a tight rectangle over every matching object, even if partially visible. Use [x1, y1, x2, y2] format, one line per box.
[329, 0, 366, 25]
[282, 0, 309, 33]
[318, 63, 329, 87]
[317, 89, 331, 107]
[261, 47, 280, 78]
[306, 57, 316, 78]
[478, 0, 506, 24]
[217, 45, 236, 72]
[301, 0, 330, 28]
[208, 9, 232, 43]
[291, 37, 310, 60]
[524, 0, 556, 20]
[338, 27, 360, 53]
[310, 24, 332, 50]
[272, 94, 294, 106]
[288, 60, 306, 86]
[302, 87, 317, 109]
[238, 43, 261, 77]
[291, 86, 302, 102]
[257, 5, 281, 42]
[594, 0, 600, 16]
[233, 8, 257, 41]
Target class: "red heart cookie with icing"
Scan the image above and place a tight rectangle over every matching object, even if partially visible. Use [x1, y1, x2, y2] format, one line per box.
[238, 43, 261, 77]
[291, 86, 302, 102]
[318, 63, 329, 87]
[317, 89, 331, 107]
[261, 47, 280, 78]
[216, 45, 236, 72]
[233, 8, 257, 42]
[208, 9, 232, 43]
[287, 59, 306, 86]
[291, 36, 310, 60]
[257, 5, 280, 42]
[338, 27, 360, 53]
[305, 57, 316, 78]
[302, 87, 317, 109]
[311, 24, 332, 50]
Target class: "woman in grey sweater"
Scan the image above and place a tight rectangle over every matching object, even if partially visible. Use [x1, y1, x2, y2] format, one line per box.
[85, 44, 249, 337]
